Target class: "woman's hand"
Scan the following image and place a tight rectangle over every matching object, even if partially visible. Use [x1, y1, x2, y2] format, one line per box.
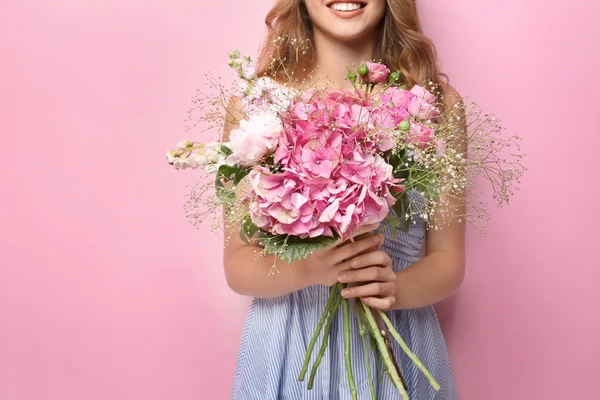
[298, 223, 382, 288]
[336, 246, 397, 311]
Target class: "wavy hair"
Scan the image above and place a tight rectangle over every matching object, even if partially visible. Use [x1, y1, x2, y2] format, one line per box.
[256, 0, 448, 90]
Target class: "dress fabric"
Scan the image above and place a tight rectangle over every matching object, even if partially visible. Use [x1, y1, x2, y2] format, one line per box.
[230, 192, 458, 400]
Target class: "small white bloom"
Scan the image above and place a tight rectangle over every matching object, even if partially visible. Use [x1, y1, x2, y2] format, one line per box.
[189, 154, 208, 169]
[243, 77, 291, 114]
[176, 140, 192, 149]
[235, 80, 249, 97]
[172, 157, 187, 170]
[203, 142, 224, 163]
[242, 63, 257, 80]
[166, 150, 176, 164]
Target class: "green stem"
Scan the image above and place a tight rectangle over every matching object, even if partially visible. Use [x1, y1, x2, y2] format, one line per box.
[378, 310, 441, 391]
[343, 298, 357, 400]
[361, 302, 410, 400]
[298, 283, 341, 381]
[307, 289, 343, 389]
[357, 306, 376, 400]
[368, 328, 384, 384]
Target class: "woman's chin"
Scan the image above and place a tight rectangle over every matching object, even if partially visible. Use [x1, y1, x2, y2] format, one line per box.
[325, 27, 377, 44]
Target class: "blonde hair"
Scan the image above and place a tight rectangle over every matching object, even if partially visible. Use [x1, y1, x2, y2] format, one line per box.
[256, 0, 448, 90]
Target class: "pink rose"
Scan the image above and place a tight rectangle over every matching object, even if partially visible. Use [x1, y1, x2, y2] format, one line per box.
[410, 85, 437, 104]
[407, 85, 440, 120]
[381, 86, 415, 109]
[364, 62, 391, 84]
[435, 138, 447, 158]
[406, 122, 435, 148]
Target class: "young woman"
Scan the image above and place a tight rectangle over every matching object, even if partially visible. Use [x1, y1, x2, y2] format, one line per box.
[224, 0, 466, 398]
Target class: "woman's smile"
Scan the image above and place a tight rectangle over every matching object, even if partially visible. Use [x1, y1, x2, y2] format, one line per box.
[326, 1, 367, 19]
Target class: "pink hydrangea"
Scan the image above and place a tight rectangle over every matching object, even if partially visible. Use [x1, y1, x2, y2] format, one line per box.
[247, 90, 404, 239]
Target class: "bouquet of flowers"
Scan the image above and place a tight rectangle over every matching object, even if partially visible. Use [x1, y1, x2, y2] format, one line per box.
[166, 48, 525, 399]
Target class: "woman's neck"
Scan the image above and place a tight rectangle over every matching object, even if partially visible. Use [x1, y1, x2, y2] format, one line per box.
[309, 30, 379, 90]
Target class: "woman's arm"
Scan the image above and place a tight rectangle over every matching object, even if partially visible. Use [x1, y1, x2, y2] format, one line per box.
[391, 220, 466, 310]
[224, 219, 383, 298]
[391, 84, 468, 310]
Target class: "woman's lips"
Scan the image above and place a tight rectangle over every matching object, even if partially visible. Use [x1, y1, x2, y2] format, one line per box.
[326, 2, 366, 19]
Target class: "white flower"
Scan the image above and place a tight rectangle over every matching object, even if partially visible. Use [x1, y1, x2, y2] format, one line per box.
[235, 80, 249, 97]
[176, 140, 192, 149]
[200, 141, 229, 172]
[242, 63, 256, 80]
[227, 111, 283, 166]
[189, 154, 208, 169]
[166, 150, 177, 164]
[172, 157, 189, 170]
[203, 142, 224, 163]
[242, 77, 291, 114]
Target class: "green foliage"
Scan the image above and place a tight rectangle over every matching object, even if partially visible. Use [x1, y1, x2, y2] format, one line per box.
[215, 164, 249, 203]
[409, 169, 439, 200]
[389, 151, 410, 180]
[220, 144, 233, 156]
[390, 193, 411, 235]
[258, 233, 339, 265]
[239, 214, 259, 245]
[347, 68, 358, 84]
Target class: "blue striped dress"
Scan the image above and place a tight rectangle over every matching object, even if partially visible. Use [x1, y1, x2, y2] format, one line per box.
[230, 193, 458, 399]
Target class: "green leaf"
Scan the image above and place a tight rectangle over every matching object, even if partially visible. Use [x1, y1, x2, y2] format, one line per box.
[220, 144, 233, 156]
[217, 164, 250, 185]
[239, 214, 259, 244]
[215, 180, 235, 203]
[216, 164, 240, 182]
[391, 193, 410, 234]
[258, 233, 339, 264]
[347, 68, 358, 84]
[384, 214, 400, 239]
[214, 164, 250, 204]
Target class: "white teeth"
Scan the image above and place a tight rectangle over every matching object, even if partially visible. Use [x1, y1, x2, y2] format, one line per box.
[330, 3, 362, 12]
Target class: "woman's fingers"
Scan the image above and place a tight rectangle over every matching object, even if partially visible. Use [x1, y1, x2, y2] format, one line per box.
[337, 248, 391, 271]
[334, 222, 381, 247]
[351, 222, 381, 238]
[341, 282, 395, 299]
[337, 265, 395, 284]
[360, 296, 396, 311]
[331, 233, 381, 265]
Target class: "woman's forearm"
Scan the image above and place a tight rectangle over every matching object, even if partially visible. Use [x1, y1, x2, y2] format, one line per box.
[224, 246, 309, 298]
[392, 249, 465, 310]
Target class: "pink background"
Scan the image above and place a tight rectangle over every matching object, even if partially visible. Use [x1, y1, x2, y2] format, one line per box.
[1, 1, 599, 399]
